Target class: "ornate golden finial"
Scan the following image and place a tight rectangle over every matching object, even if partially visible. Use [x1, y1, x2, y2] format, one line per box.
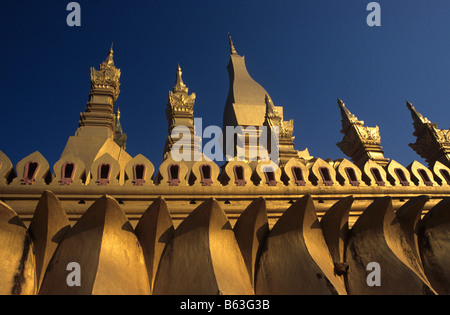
[173, 63, 188, 94]
[102, 44, 115, 68]
[90, 46, 121, 101]
[228, 33, 238, 55]
[407, 101, 431, 124]
[113, 107, 127, 149]
[337, 98, 363, 126]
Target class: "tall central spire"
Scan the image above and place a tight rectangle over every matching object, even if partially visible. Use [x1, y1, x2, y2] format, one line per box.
[222, 35, 307, 162]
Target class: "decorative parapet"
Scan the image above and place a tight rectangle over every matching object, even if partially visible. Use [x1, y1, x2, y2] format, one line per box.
[360, 159, 391, 187]
[89, 153, 120, 186]
[282, 158, 312, 187]
[219, 159, 253, 187]
[431, 161, 450, 186]
[334, 158, 366, 187]
[51, 155, 85, 186]
[0, 151, 15, 186]
[386, 160, 414, 187]
[155, 156, 189, 187]
[408, 160, 438, 187]
[250, 160, 283, 187]
[308, 158, 337, 187]
[189, 159, 221, 187]
[11, 151, 51, 186]
[124, 154, 155, 187]
[3, 152, 450, 190]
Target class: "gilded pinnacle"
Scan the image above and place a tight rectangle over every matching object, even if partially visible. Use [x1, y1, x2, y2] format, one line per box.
[103, 45, 115, 67]
[406, 101, 431, 125]
[173, 64, 188, 94]
[228, 33, 238, 55]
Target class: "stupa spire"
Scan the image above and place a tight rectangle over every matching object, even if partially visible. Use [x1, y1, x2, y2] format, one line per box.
[114, 107, 127, 150]
[173, 63, 188, 94]
[163, 64, 201, 161]
[228, 33, 238, 55]
[102, 43, 115, 68]
[75, 46, 121, 139]
[407, 101, 431, 126]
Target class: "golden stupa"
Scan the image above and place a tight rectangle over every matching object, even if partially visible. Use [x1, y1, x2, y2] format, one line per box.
[0, 36, 449, 295]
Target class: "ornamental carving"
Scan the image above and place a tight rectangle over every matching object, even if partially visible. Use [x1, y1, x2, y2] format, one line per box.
[168, 91, 196, 111]
[90, 49, 121, 100]
[355, 125, 381, 142]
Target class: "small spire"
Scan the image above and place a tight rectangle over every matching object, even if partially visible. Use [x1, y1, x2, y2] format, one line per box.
[337, 99, 363, 126]
[265, 94, 276, 115]
[228, 33, 238, 55]
[173, 63, 188, 93]
[102, 44, 115, 68]
[176, 63, 184, 86]
[114, 107, 127, 149]
[406, 101, 430, 124]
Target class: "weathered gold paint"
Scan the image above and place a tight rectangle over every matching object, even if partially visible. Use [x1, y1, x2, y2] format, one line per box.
[39, 195, 150, 295]
[153, 198, 254, 295]
[0, 201, 36, 295]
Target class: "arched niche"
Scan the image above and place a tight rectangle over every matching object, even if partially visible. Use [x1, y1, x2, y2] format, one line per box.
[11, 151, 51, 186]
[51, 155, 86, 186]
[282, 158, 311, 187]
[0, 151, 15, 186]
[155, 156, 189, 187]
[361, 159, 390, 187]
[190, 160, 221, 187]
[334, 158, 366, 187]
[385, 160, 413, 187]
[407, 161, 437, 187]
[308, 158, 336, 187]
[431, 161, 450, 186]
[219, 159, 253, 187]
[89, 153, 121, 186]
[124, 154, 155, 187]
[251, 160, 283, 187]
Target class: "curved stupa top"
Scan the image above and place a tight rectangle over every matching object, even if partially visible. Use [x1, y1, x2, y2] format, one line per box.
[223, 34, 278, 127]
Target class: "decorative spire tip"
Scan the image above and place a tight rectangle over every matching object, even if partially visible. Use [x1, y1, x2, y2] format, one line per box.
[228, 33, 237, 55]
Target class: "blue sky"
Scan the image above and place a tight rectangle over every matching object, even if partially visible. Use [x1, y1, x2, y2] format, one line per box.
[1, 0, 450, 170]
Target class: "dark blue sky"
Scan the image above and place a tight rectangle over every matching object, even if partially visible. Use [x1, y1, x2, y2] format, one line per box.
[1, 0, 450, 170]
